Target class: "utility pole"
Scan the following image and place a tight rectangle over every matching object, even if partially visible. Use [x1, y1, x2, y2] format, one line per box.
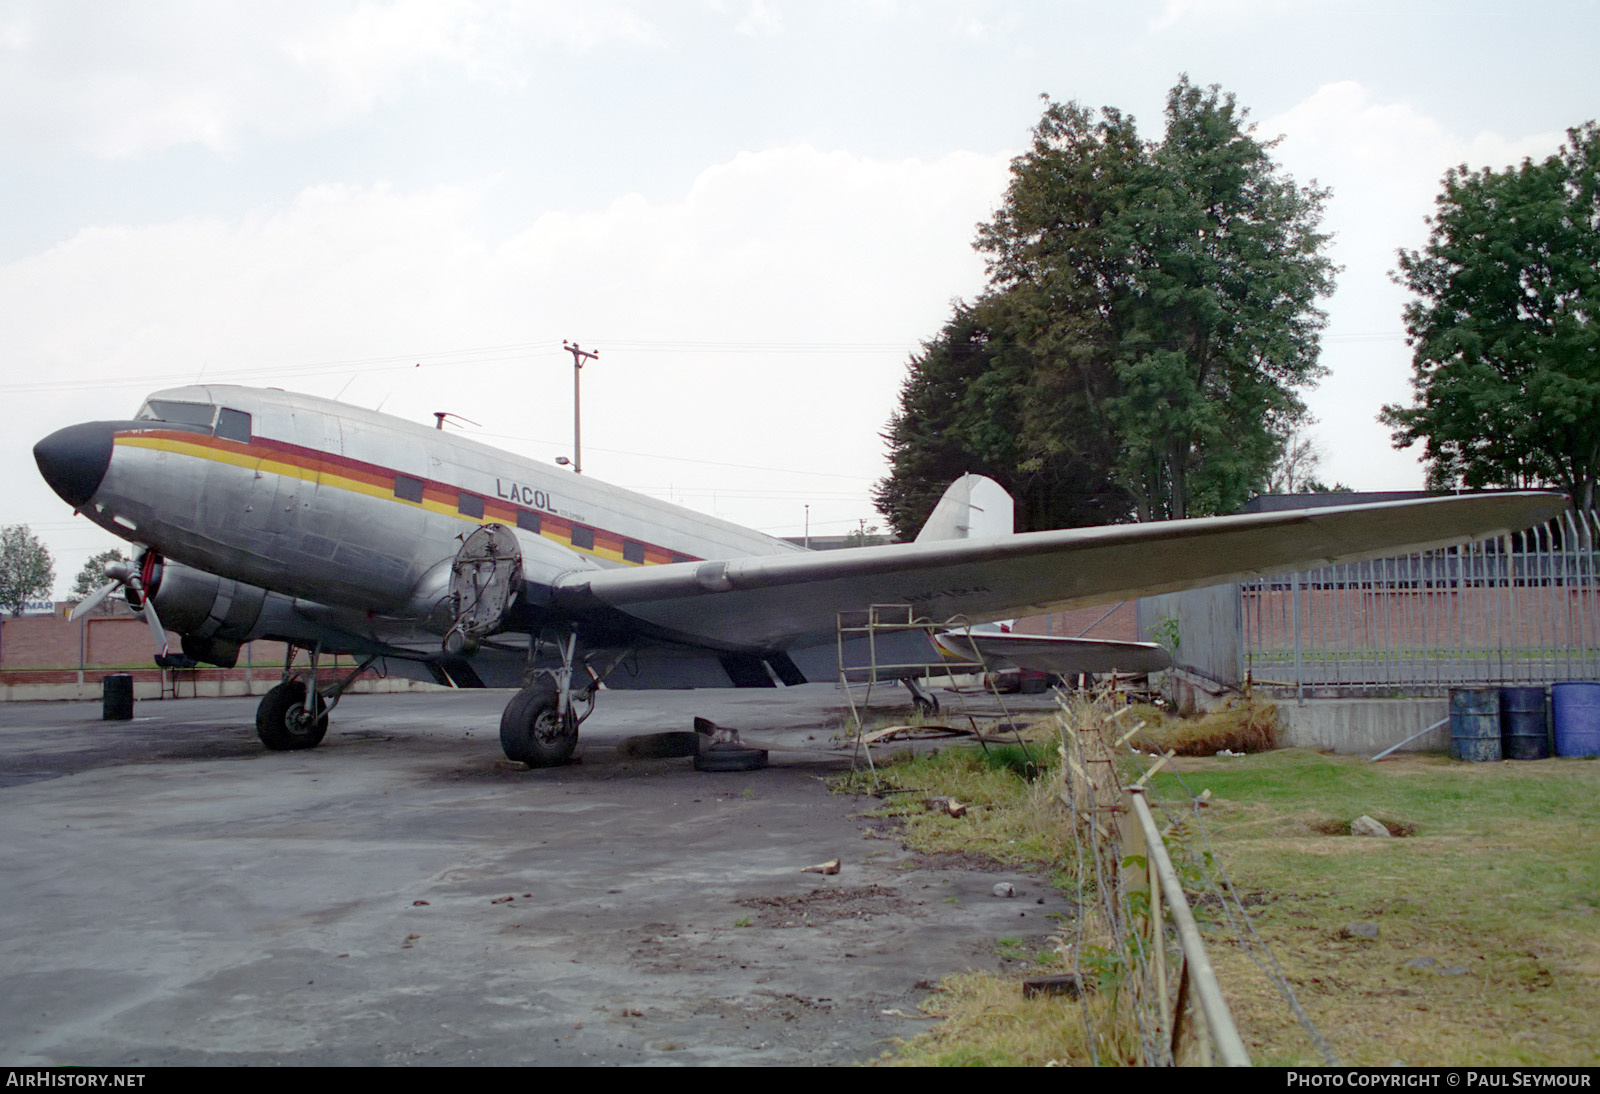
[562, 341, 599, 474]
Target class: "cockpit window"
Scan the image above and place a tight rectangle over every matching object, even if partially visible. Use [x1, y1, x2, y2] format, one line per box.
[215, 408, 252, 443]
[136, 400, 217, 429]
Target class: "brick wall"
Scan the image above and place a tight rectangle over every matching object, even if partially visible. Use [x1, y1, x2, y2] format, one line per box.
[1, 611, 284, 678]
[1013, 602, 1139, 642]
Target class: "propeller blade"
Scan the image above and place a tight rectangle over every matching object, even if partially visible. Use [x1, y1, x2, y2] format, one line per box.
[69, 580, 120, 621]
[140, 595, 170, 658]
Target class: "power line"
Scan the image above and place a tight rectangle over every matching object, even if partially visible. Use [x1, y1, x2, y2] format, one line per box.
[0, 336, 919, 395]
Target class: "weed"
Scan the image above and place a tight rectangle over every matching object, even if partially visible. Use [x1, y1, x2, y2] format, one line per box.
[834, 729, 1071, 867]
[1137, 695, 1280, 755]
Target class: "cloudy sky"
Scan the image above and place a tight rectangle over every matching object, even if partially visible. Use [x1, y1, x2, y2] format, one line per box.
[5, 0, 1596, 594]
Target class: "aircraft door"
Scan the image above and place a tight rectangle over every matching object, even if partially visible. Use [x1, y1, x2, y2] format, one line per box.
[444, 523, 523, 655]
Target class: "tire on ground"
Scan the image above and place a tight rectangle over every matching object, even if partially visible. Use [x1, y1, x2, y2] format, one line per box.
[499, 678, 577, 766]
[256, 680, 329, 751]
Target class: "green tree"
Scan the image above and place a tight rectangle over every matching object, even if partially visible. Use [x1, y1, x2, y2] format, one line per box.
[71, 548, 128, 601]
[873, 295, 1132, 538]
[1381, 123, 1600, 512]
[0, 525, 55, 616]
[877, 77, 1336, 532]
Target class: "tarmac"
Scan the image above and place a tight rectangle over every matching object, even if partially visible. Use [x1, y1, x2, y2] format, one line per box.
[0, 684, 1068, 1066]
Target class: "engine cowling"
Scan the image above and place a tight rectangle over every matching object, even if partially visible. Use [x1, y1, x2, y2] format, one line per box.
[150, 561, 268, 668]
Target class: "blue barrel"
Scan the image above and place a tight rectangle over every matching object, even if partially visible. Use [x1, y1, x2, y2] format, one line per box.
[1499, 686, 1549, 761]
[1449, 687, 1501, 762]
[1551, 682, 1600, 758]
[102, 673, 134, 721]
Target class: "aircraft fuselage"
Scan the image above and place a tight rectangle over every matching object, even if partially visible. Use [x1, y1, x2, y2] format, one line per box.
[40, 385, 802, 607]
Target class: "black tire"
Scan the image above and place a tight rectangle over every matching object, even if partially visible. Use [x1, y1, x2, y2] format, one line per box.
[693, 745, 769, 772]
[911, 692, 940, 716]
[499, 678, 578, 766]
[256, 681, 329, 751]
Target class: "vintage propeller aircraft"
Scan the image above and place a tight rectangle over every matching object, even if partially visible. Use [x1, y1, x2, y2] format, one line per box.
[34, 385, 1563, 765]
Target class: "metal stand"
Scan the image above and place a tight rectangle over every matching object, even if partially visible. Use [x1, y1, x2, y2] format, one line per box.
[835, 604, 1031, 782]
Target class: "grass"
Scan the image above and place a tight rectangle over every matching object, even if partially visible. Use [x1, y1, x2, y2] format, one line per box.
[846, 701, 1600, 1067]
[1126, 695, 1281, 756]
[841, 715, 1121, 1066]
[835, 726, 1071, 866]
[1144, 749, 1600, 1066]
[876, 972, 1105, 1067]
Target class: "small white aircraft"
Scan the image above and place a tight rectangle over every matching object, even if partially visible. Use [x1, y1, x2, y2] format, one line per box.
[34, 385, 1563, 764]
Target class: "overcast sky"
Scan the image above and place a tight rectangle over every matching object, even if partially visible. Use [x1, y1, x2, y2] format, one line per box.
[5, 0, 1597, 594]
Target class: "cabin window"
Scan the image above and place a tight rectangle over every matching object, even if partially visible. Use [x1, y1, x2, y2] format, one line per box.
[517, 510, 541, 535]
[215, 408, 252, 444]
[458, 493, 484, 519]
[394, 475, 425, 503]
[136, 400, 217, 429]
[570, 525, 594, 551]
[623, 540, 645, 564]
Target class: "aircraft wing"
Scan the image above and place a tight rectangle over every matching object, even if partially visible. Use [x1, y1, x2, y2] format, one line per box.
[549, 492, 1566, 652]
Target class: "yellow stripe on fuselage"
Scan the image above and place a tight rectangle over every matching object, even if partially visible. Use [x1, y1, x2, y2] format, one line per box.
[113, 432, 648, 566]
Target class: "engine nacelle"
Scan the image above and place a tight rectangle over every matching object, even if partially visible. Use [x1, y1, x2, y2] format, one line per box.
[151, 561, 269, 667]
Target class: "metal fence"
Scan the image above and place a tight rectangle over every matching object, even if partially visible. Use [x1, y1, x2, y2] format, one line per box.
[1243, 509, 1600, 695]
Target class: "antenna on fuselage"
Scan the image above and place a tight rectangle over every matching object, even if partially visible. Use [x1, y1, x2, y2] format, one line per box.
[432, 412, 480, 431]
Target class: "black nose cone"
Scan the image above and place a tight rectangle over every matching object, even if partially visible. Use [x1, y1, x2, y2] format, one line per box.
[35, 422, 115, 508]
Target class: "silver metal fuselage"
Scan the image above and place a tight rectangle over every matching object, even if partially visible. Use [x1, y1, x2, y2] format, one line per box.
[75, 385, 806, 667]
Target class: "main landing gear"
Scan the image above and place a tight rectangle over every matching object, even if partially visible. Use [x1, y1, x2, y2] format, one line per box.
[500, 630, 602, 767]
[256, 643, 375, 752]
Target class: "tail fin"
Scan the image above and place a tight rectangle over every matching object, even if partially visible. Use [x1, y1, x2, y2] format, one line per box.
[915, 474, 1014, 542]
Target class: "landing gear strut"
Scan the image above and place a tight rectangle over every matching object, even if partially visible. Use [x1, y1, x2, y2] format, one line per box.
[904, 676, 941, 716]
[255, 643, 375, 752]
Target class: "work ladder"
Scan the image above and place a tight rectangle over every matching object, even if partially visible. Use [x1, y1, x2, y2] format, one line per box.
[835, 604, 1031, 781]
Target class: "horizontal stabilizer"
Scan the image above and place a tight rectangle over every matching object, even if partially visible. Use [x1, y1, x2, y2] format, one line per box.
[937, 631, 1172, 676]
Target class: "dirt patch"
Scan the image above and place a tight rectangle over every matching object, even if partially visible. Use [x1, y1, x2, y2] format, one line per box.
[901, 849, 1011, 872]
[1307, 817, 1418, 837]
[735, 885, 917, 928]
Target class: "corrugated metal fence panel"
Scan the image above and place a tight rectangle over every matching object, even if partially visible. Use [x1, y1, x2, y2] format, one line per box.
[1137, 584, 1244, 687]
[1243, 511, 1600, 694]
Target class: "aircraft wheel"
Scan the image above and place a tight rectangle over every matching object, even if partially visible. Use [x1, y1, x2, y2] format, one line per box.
[256, 681, 329, 751]
[911, 691, 940, 716]
[500, 678, 577, 767]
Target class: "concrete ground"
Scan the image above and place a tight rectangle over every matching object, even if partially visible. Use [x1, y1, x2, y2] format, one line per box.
[0, 684, 1067, 1067]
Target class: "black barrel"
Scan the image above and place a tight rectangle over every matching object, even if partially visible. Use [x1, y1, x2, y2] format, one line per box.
[1499, 686, 1549, 761]
[102, 673, 134, 721]
[1448, 687, 1500, 762]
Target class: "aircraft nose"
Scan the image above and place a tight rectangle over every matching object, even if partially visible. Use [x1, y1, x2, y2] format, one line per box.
[34, 422, 115, 508]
